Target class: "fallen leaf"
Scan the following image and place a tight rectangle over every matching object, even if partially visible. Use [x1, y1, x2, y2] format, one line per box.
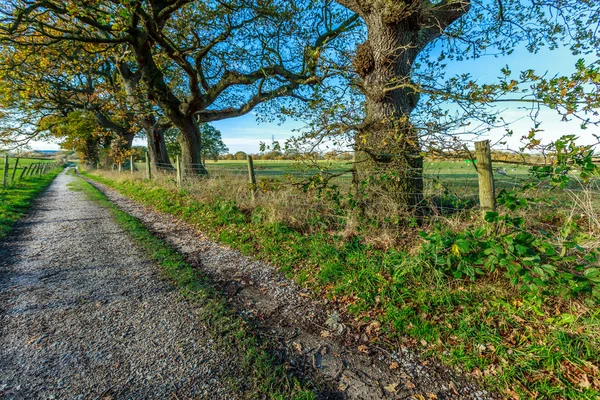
[366, 321, 381, 335]
[357, 345, 369, 353]
[448, 381, 459, 395]
[293, 342, 303, 353]
[389, 362, 399, 370]
[320, 330, 331, 338]
[384, 383, 398, 393]
[405, 381, 416, 389]
[578, 373, 591, 389]
[503, 388, 520, 400]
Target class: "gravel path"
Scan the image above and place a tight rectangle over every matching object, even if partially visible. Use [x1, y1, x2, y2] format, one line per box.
[88, 176, 494, 400]
[0, 171, 252, 399]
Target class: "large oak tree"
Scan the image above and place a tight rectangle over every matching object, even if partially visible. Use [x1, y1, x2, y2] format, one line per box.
[328, 0, 599, 213]
[1, 0, 358, 175]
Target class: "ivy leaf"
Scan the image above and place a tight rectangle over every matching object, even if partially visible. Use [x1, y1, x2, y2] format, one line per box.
[583, 268, 600, 283]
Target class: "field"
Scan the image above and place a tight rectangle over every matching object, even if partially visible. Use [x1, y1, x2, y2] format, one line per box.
[135, 158, 587, 209]
[0, 156, 57, 186]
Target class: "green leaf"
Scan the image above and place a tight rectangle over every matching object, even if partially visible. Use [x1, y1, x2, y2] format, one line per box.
[558, 313, 576, 325]
[584, 267, 600, 283]
[484, 211, 499, 223]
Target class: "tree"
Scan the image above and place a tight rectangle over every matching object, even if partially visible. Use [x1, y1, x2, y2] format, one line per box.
[198, 124, 228, 163]
[1, 1, 359, 176]
[323, 0, 600, 214]
[234, 151, 247, 160]
[43, 111, 111, 166]
[0, 40, 138, 164]
[115, 60, 174, 171]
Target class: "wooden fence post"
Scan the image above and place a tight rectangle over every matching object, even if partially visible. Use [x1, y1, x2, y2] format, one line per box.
[2, 154, 8, 188]
[475, 140, 495, 214]
[145, 151, 152, 180]
[118, 162, 122, 173]
[247, 155, 256, 200]
[10, 158, 19, 183]
[176, 155, 182, 187]
[130, 154, 134, 174]
[19, 166, 28, 181]
[30, 164, 37, 176]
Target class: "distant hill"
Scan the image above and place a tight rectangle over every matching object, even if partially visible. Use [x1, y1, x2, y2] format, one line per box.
[34, 150, 59, 155]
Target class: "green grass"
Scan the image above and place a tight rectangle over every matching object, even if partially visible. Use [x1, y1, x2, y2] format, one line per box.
[0, 157, 58, 186]
[82, 169, 600, 399]
[0, 166, 63, 239]
[69, 175, 315, 400]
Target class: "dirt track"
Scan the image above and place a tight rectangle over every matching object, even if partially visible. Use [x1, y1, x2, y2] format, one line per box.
[0, 171, 251, 399]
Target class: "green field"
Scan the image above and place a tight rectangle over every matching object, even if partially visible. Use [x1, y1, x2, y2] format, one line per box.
[129, 158, 597, 210]
[132, 158, 535, 201]
[0, 156, 57, 186]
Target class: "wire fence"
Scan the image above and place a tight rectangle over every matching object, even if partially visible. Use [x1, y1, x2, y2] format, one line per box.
[108, 142, 600, 222]
[0, 155, 62, 189]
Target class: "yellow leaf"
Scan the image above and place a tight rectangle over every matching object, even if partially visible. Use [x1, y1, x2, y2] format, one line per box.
[384, 383, 398, 393]
[451, 243, 460, 257]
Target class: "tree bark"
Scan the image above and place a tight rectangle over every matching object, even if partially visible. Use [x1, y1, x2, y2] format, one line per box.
[347, 0, 469, 215]
[170, 115, 206, 176]
[144, 125, 173, 171]
[354, 13, 424, 214]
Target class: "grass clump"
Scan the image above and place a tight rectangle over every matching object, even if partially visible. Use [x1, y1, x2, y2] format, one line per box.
[70, 176, 315, 400]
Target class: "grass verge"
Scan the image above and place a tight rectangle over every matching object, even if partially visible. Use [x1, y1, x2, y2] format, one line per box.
[82, 170, 600, 399]
[69, 175, 315, 400]
[0, 168, 63, 239]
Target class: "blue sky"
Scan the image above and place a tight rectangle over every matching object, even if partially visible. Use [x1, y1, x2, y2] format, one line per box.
[32, 40, 598, 154]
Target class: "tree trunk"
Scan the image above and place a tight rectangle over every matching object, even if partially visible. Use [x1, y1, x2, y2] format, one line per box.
[354, 14, 424, 214]
[171, 116, 207, 176]
[140, 119, 174, 171]
[133, 41, 207, 176]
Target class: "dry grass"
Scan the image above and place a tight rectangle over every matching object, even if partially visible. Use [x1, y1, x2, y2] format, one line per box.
[96, 167, 599, 252]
